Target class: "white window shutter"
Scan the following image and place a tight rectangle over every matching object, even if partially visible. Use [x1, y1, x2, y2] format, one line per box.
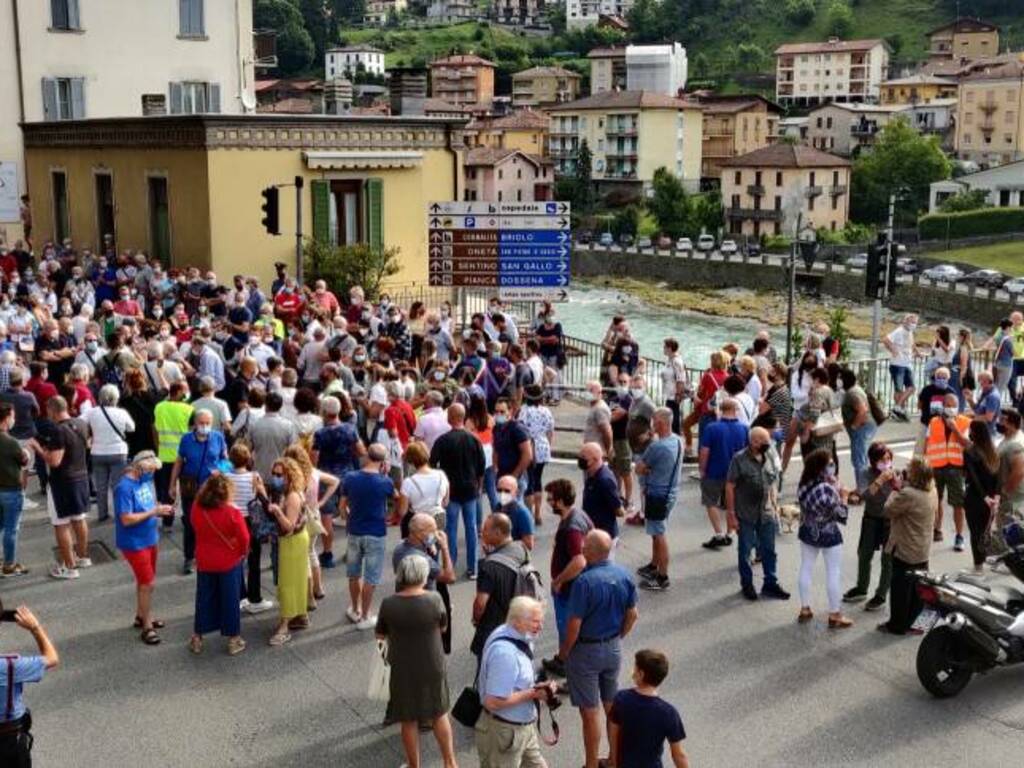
[179, 0, 188, 34]
[196, 0, 204, 35]
[42, 78, 58, 121]
[67, 0, 80, 28]
[70, 78, 85, 119]
[208, 83, 221, 113]
[169, 82, 183, 114]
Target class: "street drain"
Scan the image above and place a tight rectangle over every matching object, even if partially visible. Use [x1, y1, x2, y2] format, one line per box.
[51, 540, 118, 564]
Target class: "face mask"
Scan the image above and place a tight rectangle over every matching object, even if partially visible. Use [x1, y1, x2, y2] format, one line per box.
[756, 443, 770, 455]
[907, 323, 918, 332]
[876, 460, 892, 472]
[997, 423, 1007, 435]
[616, 386, 629, 397]
[621, 345, 632, 355]
[497, 491, 514, 506]
[825, 464, 836, 478]
[494, 414, 508, 425]
[432, 370, 445, 382]
[423, 534, 437, 549]
[441, 308, 450, 318]
[523, 631, 539, 642]
[577, 457, 589, 470]
[153, 308, 163, 318]
[196, 424, 212, 436]
[943, 407, 958, 418]
[268, 476, 285, 493]
[630, 388, 644, 398]
[934, 377, 949, 389]
[583, 391, 598, 403]
[354, 354, 366, 364]
[85, 341, 98, 353]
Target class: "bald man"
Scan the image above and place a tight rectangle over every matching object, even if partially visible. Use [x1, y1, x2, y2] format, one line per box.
[725, 427, 790, 601]
[562, 529, 639, 768]
[430, 402, 486, 579]
[579, 442, 624, 540]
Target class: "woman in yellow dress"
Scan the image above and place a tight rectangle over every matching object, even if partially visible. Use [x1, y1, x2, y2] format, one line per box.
[268, 457, 310, 646]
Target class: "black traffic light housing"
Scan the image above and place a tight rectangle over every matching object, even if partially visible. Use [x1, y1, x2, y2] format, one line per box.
[260, 186, 280, 235]
[864, 234, 897, 300]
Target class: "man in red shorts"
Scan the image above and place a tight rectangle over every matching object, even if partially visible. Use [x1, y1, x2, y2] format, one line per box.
[114, 451, 173, 645]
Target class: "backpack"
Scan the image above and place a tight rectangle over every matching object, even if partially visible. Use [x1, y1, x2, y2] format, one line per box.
[487, 544, 545, 604]
[97, 352, 124, 387]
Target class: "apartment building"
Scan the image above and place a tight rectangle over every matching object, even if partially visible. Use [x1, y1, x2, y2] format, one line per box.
[955, 54, 1024, 166]
[364, 0, 408, 25]
[494, 0, 547, 26]
[694, 94, 781, 179]
[430, 54, 496, 108]
[0, 0, 258, 244]
[466, 110, 550, 156]
[325, 46, 385, 80]
[464, 148, 553, 202]
[547, 90, 703, 195]
[427, 0, 477, 24]
[721, 144, 851, 238]
[512, 66, 582, 108]
[775, 38, 890, 108]
[567, 0, 635, 30]
[807, 103, 907, 156]
[927, 18, 1000, 63]
[879, 74, 957, 105]
[626, 44, 688, 97]
[930, 159, 1024, 212]
[588, 47, 628, 94]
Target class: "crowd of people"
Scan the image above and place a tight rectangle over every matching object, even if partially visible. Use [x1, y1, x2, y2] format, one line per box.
[1, 234, 1024, 767]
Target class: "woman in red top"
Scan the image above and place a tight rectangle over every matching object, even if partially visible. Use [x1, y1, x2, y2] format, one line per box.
[189, 474, 250, 656]
[681, 350, 729, 458]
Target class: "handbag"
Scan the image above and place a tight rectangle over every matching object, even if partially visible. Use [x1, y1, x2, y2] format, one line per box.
[179, 438, 210, 499]
[367, 638, 390, 702]
[812, 409, 844, 438]
[248, 493, 277, 540]
[644, 438, 681, 521]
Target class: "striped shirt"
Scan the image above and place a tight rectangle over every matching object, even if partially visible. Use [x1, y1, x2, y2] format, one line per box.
[230, 470, 257, 516]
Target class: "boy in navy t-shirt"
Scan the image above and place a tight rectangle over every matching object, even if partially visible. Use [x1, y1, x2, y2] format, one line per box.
[609, 649, 689, 768]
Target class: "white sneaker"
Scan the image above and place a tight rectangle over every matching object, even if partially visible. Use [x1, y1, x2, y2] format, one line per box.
[244, 599, 274, 614]
[345, 606, 362, 624]
[75, 557, 93, 568]
[356, 614, 378, 631]
[21, 497, 39, 510]
[49, 564, 80, 580]
[239, 598, 250, 610]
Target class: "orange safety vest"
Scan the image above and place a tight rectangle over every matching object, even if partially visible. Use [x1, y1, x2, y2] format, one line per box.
[924, 414, 970, 468]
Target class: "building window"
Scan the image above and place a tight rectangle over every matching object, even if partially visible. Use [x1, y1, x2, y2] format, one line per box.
[1007, 111, 1016, 124]
[774, 196, 781, 210]
[52, 170, 70, 242]
[734, 171, 741, 185]
[169, 81, 221, 113]
[832, 170, 839, 185]
[830, 221, 836, 231]
[965, 112, 974, 125]
[755, 171, 762, 185]
[963, 133, 972, 144]
[41, 77, 85, 120]
[498, 191, 503, 201]
[776, 172, 782, 186]
[826, 117, 833, 129]
[517, 189, 522, 201]
[50, 0, 81, 30]
[95, 172, 115, 248]
[498, 169, 503, 180]
[148, 176, 171, 262]
[832, 195, 838, 211]
[179, 0, 205, 37]
[731, 194, 740, 208]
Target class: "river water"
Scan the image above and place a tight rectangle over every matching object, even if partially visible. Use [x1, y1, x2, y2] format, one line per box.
[554, 284, 872, 368]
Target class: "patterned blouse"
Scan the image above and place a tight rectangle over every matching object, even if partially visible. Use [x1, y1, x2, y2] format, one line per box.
[518, 404, 554, 464]
[797, 478, 848, 548]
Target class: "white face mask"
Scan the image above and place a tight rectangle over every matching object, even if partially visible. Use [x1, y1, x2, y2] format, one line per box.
[630, 388, 644, 398]
[497, 491, 515, 506]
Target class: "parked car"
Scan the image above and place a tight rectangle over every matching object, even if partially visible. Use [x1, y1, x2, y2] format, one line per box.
[575, 230, 593, 245]
[636, 236, 653, 249]
[598, 232, 614, 247]
[720, 239, 738, 255]
[697, 234, 716, 252]
[960, 269, 1007, 289]
[744, 242, 762, 258]
[619, 233, 635, 247]
[896, 257, 920, 274]
[846, 253, 869, 269]
[921, 264, 964, 283]
[1003, 277, 1024, 295]
[656, 235, 673, 249]
[676, 237, 693, 253]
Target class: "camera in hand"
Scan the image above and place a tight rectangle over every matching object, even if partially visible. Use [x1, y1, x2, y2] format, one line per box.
[0, 598, 18, 622]
[534, 669, 565, 711]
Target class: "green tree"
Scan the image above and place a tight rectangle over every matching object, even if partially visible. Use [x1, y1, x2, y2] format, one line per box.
[736, 42, 768, 72]
[825, 0, 854, 38]
[784, 0, 815, 25]
[611, 206, 641, 238]
[938, 189, 990, 213]
[296, 0, 332, 60]
[626, 0, 667, 42]
[333, 0, 365, 23]
[850, 118, 952, 224]
[304, 239, 401, 299]
[575, 140, 594, 213]
[649, 167, 690, 239]
[255, 0, 315, 76]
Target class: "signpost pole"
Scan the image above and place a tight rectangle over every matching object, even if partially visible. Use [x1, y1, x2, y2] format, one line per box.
[294, 175, 304, 286]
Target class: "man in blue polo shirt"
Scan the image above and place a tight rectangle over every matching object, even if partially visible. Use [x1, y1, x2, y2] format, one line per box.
[697, 398, 749, 551]
[562, 530, 639, 768]
[579, 443, 624, 541]
[0, 604, 59, 765]
[973, 370, 1001, 435]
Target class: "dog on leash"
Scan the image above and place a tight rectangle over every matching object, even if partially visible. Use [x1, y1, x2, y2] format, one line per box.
[777, 504, 800, 534]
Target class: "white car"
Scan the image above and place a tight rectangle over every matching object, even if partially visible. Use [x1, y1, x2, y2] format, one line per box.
[697, 234, 716, 252]
[675, 237, 693, 253]
[921, 264, 964, 283]
[720, 239, 738, 255]
[1004, 277, 1024, 295]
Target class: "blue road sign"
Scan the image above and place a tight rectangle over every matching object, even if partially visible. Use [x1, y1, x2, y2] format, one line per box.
[498, 245, 570, 259]
[498, 274, 569, 287]
[497, 230, 570, 245]
[498, 260, 570, 273]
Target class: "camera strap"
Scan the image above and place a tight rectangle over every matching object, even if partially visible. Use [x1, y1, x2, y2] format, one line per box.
[534, 699, 560, 746]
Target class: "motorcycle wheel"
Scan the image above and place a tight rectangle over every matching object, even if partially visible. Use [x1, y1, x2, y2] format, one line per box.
[916, 625, 974, 698]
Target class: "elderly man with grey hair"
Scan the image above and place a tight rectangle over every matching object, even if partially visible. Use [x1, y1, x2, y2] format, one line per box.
[192, 376, 232, 434]
[635, 407, 684, 591]
[84, 384, 136, 523]
[340, 442, 398, 630]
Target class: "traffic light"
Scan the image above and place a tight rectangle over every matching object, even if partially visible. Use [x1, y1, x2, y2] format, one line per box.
[864, 236, 897, 300]
[260, 186, 280, 235]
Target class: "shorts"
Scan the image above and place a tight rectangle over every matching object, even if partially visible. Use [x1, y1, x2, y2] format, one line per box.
[122, 545, 158, 586]
[700, 477, 725, 508]
[47, 478, 90, 525]
[611, 439, 632, 474]
[566, 638, 622, 709]
[889, 364, 913, 392]
[645, 518, 667, 537]
[526, 462, 546, 495]
[934, 465, 965, 508]
[346, 534, 386, 585]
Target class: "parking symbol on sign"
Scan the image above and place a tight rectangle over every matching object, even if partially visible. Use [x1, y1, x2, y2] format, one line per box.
[546, 203, 557, 215]
[465, 216, 476, 228]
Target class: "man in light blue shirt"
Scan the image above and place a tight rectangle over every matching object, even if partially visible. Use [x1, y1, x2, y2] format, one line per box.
[0, 604, 59, 764]
[635, 408, 683, 591]
[476, 596, 555, 767]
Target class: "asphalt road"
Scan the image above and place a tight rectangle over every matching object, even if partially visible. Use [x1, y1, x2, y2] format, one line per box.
[3, 426, 1023, 768]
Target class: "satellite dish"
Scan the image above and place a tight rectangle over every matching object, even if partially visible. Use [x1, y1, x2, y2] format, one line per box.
[595, 159, 605, 171]
[241, 90, 257, 112]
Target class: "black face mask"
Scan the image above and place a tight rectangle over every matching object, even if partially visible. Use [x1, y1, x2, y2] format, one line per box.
[996, 423, 1007, 435]
[577, 457, 589, 471]
[756, 443, 770, 455]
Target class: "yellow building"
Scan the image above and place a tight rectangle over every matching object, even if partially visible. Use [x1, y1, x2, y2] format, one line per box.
[465, 110, 549, 157]
[955, 54, 1024, 166]
[547, 91, 703, 195]
[588, 47, 627, 94]
[430, 54, 496, 108]
[721, 144, 851, 239]
[22, 114, 465, 288]
[879, 74, 958, 104]
[512, 66, 582, 108]
[693, 95, 781, 179]
[927, 18, 1000, 62]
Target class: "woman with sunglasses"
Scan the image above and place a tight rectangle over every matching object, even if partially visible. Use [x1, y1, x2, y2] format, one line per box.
[267, 457, 311, 646]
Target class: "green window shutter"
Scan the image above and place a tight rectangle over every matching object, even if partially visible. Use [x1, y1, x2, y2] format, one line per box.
[310, 180, 330, 243]
[366, 178, 383, 252]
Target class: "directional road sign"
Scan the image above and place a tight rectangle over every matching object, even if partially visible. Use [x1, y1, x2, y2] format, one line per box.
[427, 200, 571, 295]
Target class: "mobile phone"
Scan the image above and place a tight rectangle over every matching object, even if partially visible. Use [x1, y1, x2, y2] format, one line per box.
[0, 610, 17, 622]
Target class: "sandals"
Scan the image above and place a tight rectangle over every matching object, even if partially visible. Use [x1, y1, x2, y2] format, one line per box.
[828, 613, 854, 629]
[188, 635, 203, 655]
[134, 617, 166, 629]
[288, 616, 310, 631]
[227, 637, 247, 656]
[269, 632, 292, 646]
[140, 628, 161, 645]
[797, 608, 814, 623]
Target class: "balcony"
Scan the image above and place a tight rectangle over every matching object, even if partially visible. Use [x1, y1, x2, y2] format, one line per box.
[726, 207, 783, 221]
[980, 102, 998, 115]
[549, 146, 578, 158]
[550, 127, 577, 137]
[747, 184, 765, 197]
[254, 29, 278, 70]
[830, 184, 847, 196]
[804, 185, 823, 198]
[851, 122, 879, 138]
[604, 169, 639, 180]
[607, 149, 639, 160]
[606, 127, 638, 137]
[779, 57, 795, 69]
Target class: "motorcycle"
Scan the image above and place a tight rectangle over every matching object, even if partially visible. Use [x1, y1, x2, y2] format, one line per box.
[912, 522, 1024, 698]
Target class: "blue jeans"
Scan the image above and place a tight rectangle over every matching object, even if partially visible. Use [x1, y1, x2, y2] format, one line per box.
[847, 422, 877, 491]
[482, 466, 499, 519]
[552, 589, 571, 645]
[446, 496, 480, 574]
[92, 453, 127, 521]
[737, 516, 778, 590]
[0, 489, 24, 564]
